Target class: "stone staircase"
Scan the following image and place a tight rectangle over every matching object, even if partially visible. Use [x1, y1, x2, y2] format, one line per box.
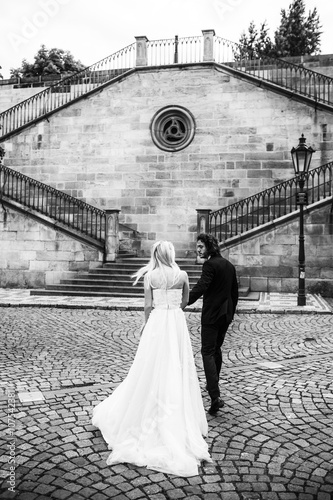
[30, 257, 251, 298]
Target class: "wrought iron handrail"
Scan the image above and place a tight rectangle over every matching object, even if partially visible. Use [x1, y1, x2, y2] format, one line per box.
[0, 164, 106, 243]
[214, 36, 333, 106]
[0, 43, 136, 138]
[209, 162, 333, 242]
[1, 33, 333, 140]
[147, 35, 203, 65]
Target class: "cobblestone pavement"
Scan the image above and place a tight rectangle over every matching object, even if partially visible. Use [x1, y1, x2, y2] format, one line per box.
[1, 306, 333, 500]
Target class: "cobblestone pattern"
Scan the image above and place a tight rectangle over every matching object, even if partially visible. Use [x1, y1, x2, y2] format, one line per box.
[1, 308, 333, 499]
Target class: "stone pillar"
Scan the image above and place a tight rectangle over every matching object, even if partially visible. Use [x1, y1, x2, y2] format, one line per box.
[105, 209, 120, 262]
[202, 29, 215, 62]
[135, 36, 148, 66]
[196, 208, 211, 236]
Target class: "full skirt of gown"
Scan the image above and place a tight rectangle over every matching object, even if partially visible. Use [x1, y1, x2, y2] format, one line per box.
[91, 296, 212, 477]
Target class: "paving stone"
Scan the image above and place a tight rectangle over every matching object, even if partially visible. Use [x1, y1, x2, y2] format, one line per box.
[131, 476, 151, 487]
[77, 486, 98, 497]
[142, 483, 162, 494]
[125, 488, 147, 499]
[148, 494, 168, 500]
[1, 307, 332, 499]
[99, 486, 121, 497]
[163, 488, 186, 498]
[48, 490, 73, 499]
[91, 493, 109, 500]
[148, 472, 167, 483]
[63, 483, 83, 493]
[118, 482, 135, 493]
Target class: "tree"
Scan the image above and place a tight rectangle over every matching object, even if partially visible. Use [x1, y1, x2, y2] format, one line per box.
[237, 0, 322, 59]
[10, 45, 86, 78]
[236, 21, 272, 59]
[273, 0, 321, 57]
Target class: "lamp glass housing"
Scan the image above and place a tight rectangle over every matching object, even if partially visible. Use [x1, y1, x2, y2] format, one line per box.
[291, 134, 315, 175]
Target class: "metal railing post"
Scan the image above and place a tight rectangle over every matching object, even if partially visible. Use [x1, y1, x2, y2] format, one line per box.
[135, 36, 148, 66]
[105, 209, 120, 262]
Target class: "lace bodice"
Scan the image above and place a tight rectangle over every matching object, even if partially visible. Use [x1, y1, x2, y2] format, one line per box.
[153, 288, 183, 309]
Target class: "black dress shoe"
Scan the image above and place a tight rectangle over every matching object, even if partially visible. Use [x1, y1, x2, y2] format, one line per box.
[208, 397, 224, 415]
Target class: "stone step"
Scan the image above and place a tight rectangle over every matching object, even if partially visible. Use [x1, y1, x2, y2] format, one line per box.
[42, 284, 145, 294]
[104, 261, 199, 266]
[89, 269, 202, 277]
[31, 286, 257, 300]
[37, 281, 250, 298]
[59, 278, 200, 290]
[103, 263, 201, 271]
[62, 274, 201, 283]
[60, 278, 144, 286]
[239, 286, 250, 298]
[31, 257, 251, 299]
[30, 289, 143, 298]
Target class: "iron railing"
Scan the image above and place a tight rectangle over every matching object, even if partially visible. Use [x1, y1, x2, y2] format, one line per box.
[1, 34, 333, 140]
[0, 164, 106, 243]
[210, 162, 333, 242]
[214, 36, 333, 106]
[0, 43, 136, 138]
[147, 35, 202, 65]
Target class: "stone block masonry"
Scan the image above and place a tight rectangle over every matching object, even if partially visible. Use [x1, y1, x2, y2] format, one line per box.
[228, 204, 333, 296]
[0, 59, 333, 292]
[0, 86, 45, 113]
[0, 208, 103, 288]
[3, 63, 333, 258]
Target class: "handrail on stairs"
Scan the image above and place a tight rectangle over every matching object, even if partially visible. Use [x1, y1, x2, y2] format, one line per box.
[0, 163, 124, 262]
[0, 163, 106, 242]
[197, 162, 333, 242]
[0, 43, 136, 138]
[214, 35, 333, 106]
[1, 160, 332, 260]
[1, 32, 333, 140]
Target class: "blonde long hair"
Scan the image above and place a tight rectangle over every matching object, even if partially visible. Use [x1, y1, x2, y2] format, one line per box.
[132, 241, 180, 287]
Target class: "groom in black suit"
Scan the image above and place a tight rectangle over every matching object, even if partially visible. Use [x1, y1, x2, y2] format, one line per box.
[188, 233, 238, 415]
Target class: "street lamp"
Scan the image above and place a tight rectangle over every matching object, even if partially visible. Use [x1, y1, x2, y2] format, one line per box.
[290, 134, 315, 306]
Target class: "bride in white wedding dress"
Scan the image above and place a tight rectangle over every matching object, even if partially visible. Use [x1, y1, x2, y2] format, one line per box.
[91, 241, 212, 477]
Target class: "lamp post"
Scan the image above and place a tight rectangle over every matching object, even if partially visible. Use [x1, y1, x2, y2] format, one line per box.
[290, 134, 315, 306]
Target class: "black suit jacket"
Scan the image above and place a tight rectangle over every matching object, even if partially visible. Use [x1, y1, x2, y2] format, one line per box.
[188, 254, 238, 325]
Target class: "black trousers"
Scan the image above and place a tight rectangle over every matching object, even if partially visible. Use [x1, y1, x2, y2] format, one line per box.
[201, 316, 229, 400]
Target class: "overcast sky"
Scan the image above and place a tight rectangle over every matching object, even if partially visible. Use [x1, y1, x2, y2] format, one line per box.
[2, 0, 332, 79]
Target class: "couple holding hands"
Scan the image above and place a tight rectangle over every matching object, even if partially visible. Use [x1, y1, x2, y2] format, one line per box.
[92, 233, 239, 477]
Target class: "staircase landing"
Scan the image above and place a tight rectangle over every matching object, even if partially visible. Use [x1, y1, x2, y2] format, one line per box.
[3, 289, 331, 313]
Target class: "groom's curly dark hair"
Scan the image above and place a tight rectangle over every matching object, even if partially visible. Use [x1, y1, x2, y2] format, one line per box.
[197, 233, 221, 257]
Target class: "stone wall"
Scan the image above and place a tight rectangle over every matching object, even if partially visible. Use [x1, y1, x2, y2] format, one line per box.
[0, 206, 103, 288]
[2, 63, 333, 257]
[0, 61, 333, 293]
[1, 200, 331, 294]
[225, 203, 333, 296]
[0, 87, 45, 113]
[284, 54, 333, 78]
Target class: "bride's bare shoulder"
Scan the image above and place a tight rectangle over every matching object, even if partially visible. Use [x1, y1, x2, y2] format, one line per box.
[178, 269, 188, 283]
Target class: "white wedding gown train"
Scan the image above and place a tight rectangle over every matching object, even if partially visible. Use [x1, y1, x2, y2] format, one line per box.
[92, 288, 212, 477]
